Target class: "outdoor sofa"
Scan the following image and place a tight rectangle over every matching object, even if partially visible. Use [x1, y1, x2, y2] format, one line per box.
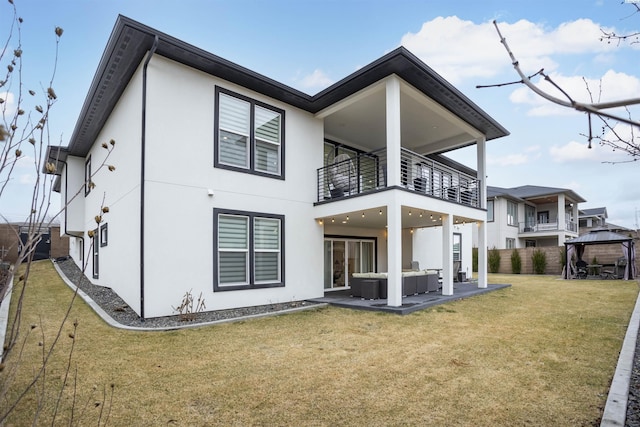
[350, 270, 440, 299]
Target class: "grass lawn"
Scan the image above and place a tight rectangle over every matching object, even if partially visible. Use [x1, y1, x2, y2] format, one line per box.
[1, 260, 638, 426]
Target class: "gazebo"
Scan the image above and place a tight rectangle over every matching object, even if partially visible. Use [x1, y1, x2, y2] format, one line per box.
[564, 228, 636, 280]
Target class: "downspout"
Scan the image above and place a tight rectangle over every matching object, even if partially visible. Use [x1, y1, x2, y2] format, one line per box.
[140, 35, 159, 321]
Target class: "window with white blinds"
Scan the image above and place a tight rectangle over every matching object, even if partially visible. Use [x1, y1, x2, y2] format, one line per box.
[218, 215, 249, 285]
[215, 88, 284, 178]
[254, 217, 281, 283]
[214, 209, 284, 290]
[218, 94, 250, 168]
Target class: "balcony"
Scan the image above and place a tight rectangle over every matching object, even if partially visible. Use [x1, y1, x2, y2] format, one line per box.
[316, 148, 480, 207]
[519, 220, 578, 234]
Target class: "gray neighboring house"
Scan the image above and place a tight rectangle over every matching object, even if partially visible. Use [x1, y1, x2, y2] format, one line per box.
[479, 185, 586, 249]
[579, 207, 634, 236]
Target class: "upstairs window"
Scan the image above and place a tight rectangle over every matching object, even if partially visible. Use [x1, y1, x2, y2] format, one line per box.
[507, 200, 517, 226]
[215, 88, 284, 179]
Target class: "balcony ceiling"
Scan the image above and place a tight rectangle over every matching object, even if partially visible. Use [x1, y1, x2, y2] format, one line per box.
[323, 83, 480, 155]
[319, 206, 476, 230]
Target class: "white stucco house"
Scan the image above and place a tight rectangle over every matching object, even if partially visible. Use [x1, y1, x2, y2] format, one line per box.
[476, 185, 585, 249]
[45, 16, 508, 318]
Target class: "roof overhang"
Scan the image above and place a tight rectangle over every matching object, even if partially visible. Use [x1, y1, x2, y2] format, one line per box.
[64, 15, 509, 157]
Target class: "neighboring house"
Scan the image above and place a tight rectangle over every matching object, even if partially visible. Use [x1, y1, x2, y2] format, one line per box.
[579, 207, 607, 235]
[579, 207, 635, 236]
[478, 185, 585, 249]
[44, 16, 508, 318]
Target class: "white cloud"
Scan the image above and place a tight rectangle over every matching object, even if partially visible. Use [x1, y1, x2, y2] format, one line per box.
[399, 16, 633, 84]
[297, 69, 334, 93]
[508, 69, 640, 117]
[487, 153, 528, 166]
[0, 91, 16, 115]
[549, 139, 630, 163]
[18, 173, 35, 185]
[487, 144, 541, 166]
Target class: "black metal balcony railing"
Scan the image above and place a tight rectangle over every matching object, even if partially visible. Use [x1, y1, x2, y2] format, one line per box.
[519, 220, 578, 233]
[317, 148, 480, 207]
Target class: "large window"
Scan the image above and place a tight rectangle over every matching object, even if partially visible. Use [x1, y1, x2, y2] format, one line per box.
[507, 200, 517, 226]
[214, 209, 284, 291]
[215, 88, 285, 179]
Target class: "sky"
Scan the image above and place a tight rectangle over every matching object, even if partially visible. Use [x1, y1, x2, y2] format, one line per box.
[2, 0, 640, 230]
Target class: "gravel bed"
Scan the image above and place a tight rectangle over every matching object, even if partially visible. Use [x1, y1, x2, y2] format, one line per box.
[54, 258, 320, 329]
[627, 327, 640, 426]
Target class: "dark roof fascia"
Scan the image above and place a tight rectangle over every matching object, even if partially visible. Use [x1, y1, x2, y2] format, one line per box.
[488, 185, 586, 204]
[579, 207, 607, 218]
[486, 186, 525, 203]
[66, 16, 509, 157]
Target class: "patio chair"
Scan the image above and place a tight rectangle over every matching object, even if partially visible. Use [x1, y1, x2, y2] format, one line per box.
[453, 261, 461, 282]
[576, 260, 588, 279]
[329, 154, 357, 197]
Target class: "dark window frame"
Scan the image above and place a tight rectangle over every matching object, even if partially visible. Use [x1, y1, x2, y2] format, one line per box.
[453, 232, 462, 262]
[92, 228, 99, 279]
[487, 199, 494, 222]
[213, 208, 285, 291]
[84, 156, 92, 196]
[507, 200, 518, 227]
[214, 87, 285, 180]
[100, 223, 108, 247]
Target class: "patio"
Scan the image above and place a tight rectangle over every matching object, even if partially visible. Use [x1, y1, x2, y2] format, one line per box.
[309, 280, 511, 315]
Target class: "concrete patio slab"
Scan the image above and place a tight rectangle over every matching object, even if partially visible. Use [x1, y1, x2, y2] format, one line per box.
[308, 281, 512, 315]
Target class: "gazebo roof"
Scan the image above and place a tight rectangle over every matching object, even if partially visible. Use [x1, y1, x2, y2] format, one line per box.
[565, 228, 632, 245]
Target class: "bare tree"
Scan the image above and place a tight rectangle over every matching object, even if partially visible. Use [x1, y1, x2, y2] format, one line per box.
[0, 1, 116, 423]
[479, 5, 640, 162]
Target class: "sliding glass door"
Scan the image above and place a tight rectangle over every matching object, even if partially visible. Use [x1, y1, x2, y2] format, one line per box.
[324, 238, 375, 289]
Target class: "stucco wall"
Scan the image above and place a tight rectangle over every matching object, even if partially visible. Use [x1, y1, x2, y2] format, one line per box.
[138, 55, 323, 317]
[412, 223, 473, 277]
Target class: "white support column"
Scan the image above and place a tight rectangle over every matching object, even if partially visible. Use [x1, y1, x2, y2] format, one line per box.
[386, 77, 402, 187]
[557, 193, 566, 230]
[442, 214, 453, 296]
[477, 221, 488, 289]
[387, 198, 403, 307]
[572, 202, 579, 233]
[476, 136, 487, 208]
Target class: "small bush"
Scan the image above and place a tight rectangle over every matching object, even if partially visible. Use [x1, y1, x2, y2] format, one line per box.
[532, 249, 547, 274]
[488, 247, 501, 273]
[472, 247, 478, 272]
[511, 250, 522, 274]
[559, 249, 566, 267]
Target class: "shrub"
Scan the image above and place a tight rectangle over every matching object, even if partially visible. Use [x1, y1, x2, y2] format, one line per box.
[488, 247, 501, 273]
[532, 249, 547, 274]
[472, 247, 478, 272]
[511, 250, 522, 274]
[559, 248, 566, 267]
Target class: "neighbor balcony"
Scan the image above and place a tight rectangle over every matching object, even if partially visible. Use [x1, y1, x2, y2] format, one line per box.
[316, 147, 480, 207]
[519, 219, 578, 234]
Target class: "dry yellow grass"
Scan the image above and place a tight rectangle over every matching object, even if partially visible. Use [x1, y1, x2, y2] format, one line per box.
[1, 262, 638, 426]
